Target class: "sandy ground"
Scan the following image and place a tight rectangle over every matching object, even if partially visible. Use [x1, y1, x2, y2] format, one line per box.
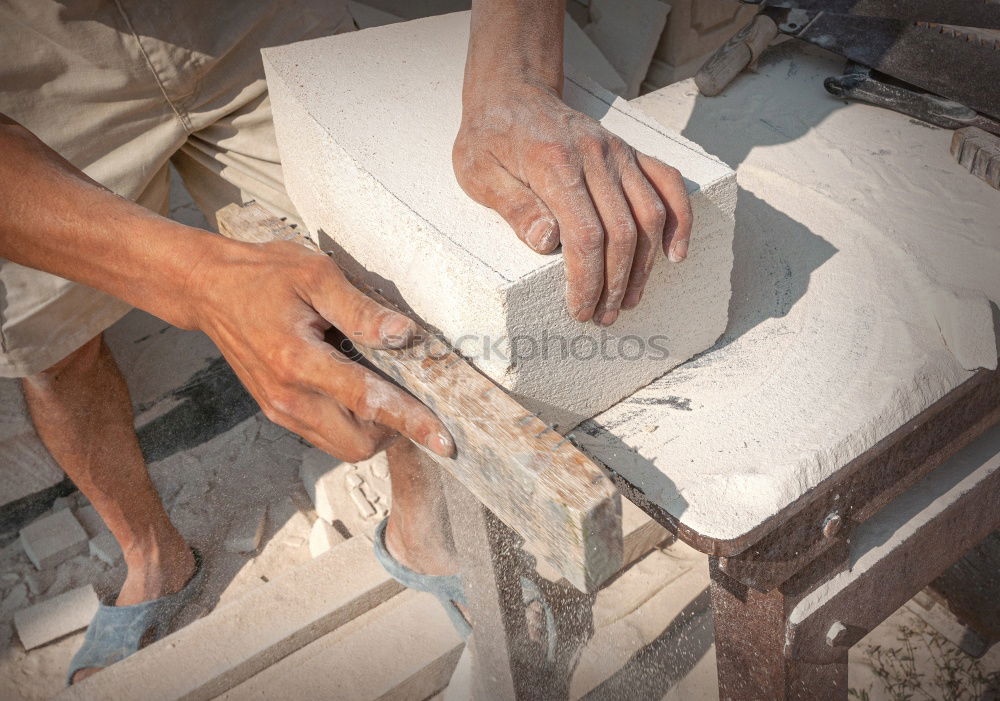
[0, 172, 996, 700]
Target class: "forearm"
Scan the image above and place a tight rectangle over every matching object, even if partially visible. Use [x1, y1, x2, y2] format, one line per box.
[0, 115, 233, 330]
[456, 0, 692, 324]
[0, 123, 454, 459]
[465, 0, 566, 100]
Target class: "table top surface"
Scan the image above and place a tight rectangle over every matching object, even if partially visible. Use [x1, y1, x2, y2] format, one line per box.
[578, 43, 1000, 547]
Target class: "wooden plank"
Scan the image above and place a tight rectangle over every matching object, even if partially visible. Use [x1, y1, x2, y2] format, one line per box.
[216, 201, 623, 593]
[951, 126, 1000, 190]
[441, 474, 540, 700]
[59, 537, 403, 701]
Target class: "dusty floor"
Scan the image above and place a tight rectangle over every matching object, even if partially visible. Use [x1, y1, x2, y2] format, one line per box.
[0, 173, 996, 700]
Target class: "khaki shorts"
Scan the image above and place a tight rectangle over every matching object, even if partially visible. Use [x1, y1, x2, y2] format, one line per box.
[0, 0, 354, 377]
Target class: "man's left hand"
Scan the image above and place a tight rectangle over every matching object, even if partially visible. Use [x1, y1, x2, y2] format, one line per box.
[453, 81, 692, 326]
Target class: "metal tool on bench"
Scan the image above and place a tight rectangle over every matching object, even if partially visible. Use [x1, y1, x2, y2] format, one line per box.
[695, 0, 1000, 135]
[824, 62, 1000, 136]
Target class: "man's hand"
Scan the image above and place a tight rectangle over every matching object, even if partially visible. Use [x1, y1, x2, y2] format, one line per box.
[0, 114, 453, 465]
[454, 84, 692, 326]
[186, 240, 455, 462]
[458, 0, 692, 326]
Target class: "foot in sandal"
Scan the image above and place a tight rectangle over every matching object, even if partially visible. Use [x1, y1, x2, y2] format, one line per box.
[67, 549, 205, 685]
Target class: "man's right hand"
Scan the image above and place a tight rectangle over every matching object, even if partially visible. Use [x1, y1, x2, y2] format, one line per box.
[1, 114, 452, 464]
[183, 239, 455, 463]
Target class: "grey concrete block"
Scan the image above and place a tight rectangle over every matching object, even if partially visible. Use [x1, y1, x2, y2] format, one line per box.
[19, 509, 88, 570]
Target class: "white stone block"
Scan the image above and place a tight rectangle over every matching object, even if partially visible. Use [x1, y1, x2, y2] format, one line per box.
[585, 0, 671, 98]
[19, 509, 88, 570]
[308, 519, 347, 558]
[14, 585, 99, 651]
[89, 531, 123, 566]
[224, 504, 267, 554]
[263, 11, 736, 428]
[299, 449, 340, 524]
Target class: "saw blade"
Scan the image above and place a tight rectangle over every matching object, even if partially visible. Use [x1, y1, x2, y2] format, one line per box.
[768, 10, 1000, 119]
[744, 0, 1000, 29]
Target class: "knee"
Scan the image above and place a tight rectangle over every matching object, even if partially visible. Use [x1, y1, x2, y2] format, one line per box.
[23, 334, 103, 390]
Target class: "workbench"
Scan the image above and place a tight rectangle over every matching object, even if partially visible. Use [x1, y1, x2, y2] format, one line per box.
[444, 42, 1000, 700]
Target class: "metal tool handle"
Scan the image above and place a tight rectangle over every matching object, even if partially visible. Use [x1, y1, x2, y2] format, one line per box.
[695, 14, 779, 96]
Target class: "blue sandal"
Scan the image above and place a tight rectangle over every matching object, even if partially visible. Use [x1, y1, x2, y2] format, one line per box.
[374, 519, 472, 639]
[373, 518, 557, 660]
[66, 549, 206, 685]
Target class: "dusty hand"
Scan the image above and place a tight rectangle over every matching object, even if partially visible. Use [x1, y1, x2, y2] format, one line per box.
[187, 240, 454, 462]
[453, 82, 693, 326]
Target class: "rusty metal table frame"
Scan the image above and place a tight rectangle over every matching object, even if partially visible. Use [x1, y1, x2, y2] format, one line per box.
[443, 365, 1000, 700]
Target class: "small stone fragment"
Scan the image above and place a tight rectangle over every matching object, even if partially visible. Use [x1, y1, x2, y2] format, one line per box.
[224, 504, 267, 554]
[89, 532, 123, 566]
[13, 585, 99, 651]
[349, 488, 377, 519]
[308, 519, 346, 558]
[74, 505, 107, 538]
[19, 510, 88, 570]
[369, 453, 390, 480]
[51, 496, 73, 512]
[282, 535, 307, 550]
[299, 449, 341, 524]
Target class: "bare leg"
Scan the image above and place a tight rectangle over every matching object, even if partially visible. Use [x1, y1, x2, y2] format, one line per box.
[384, 437, 457, 576]
[22, 334, 195, 681]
